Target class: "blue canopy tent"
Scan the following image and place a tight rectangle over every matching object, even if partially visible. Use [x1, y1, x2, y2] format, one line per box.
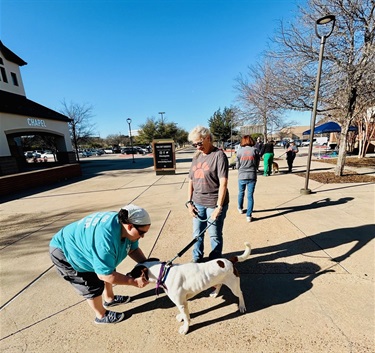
[303, 121, 358, 158]
[302, 121, 358, 135]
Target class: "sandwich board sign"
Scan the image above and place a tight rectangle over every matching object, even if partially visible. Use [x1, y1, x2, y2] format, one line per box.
[152, 139, 176, 175]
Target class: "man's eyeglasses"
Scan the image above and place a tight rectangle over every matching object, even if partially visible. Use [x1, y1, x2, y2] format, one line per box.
[133, 224, 148, 236]
[192, 140, 204, 148]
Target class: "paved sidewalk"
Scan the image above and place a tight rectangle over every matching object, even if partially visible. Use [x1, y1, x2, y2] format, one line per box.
[0, 149, 374, 353]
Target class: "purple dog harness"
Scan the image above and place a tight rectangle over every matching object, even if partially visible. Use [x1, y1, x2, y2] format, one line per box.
[155, 262, 172, 296]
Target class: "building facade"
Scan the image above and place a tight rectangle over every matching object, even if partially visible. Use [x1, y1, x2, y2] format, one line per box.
[0, 41, 76, 176]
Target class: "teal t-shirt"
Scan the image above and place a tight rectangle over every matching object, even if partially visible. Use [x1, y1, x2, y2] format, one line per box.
[50, 212, 138, 275]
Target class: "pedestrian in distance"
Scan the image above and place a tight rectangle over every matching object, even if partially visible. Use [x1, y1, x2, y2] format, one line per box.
[286, 141, 299, 172]
[255, 137, 263, 173]
[236, 135, 260, 222]
[255, 137, 263, 153]
[186, 125, 229, 263]
[49, 204, 151, 325]
[260, 139, 275, 176]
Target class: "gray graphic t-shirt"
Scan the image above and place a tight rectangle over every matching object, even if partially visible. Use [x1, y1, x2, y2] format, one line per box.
[189, 148, 229, 207]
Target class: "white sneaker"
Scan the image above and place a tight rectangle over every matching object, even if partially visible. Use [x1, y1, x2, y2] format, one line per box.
[246, 216, 252, 222]
[238, 208, 244, 214]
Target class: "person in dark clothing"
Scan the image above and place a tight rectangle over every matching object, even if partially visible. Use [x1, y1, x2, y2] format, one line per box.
[286, 141, 299, 172]
[260, 140, 275, 176]
[255, 137, 263, 152]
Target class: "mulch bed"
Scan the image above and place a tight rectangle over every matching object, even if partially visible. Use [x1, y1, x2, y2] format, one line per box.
[294, 157, 375, 184]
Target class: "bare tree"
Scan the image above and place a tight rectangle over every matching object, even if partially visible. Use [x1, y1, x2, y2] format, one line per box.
[235, 60, 295, 142]
[356, 107, 375, 157]
[60, 100, 96, 160]
[270, 0, 375, 175]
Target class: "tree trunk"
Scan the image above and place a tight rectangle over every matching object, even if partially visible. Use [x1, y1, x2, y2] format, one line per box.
[334, 121, 350, 176]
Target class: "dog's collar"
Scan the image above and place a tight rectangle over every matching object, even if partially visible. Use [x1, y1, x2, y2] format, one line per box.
[155, 262, 172, 296]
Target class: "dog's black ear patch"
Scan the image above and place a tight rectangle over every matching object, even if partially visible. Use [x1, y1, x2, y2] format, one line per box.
[129, 265, 147, 278]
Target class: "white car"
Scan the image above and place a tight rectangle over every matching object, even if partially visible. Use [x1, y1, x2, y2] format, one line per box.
[40, 151, 55, 159]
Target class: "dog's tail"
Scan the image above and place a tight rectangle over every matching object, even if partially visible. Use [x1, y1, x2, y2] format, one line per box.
[230, 242, 251, 264]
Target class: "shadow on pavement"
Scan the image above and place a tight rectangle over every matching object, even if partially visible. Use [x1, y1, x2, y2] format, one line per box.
[254, 197, 354, 221]
[249, 224, 375, 263]
[124, 224, 374, 333]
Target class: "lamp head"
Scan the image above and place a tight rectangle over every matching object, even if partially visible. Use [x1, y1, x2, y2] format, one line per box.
[315, 14, 335, 39]
[316, 15, 335, 25]
[127, 118, 132, 124]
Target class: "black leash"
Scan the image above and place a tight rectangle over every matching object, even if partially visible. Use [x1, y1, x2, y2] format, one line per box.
[166, 216, 215, 266]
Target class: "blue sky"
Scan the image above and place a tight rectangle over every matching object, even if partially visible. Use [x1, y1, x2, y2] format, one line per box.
[1, 0, 310, 137]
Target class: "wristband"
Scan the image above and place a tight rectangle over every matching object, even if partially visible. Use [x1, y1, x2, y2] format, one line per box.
[185, 200, 194, 208]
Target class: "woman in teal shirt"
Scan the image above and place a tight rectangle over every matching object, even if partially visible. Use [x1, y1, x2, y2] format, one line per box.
[50, 204, 151, 325]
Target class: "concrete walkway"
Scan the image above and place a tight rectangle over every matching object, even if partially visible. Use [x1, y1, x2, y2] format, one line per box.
[0, 148, 374, 353]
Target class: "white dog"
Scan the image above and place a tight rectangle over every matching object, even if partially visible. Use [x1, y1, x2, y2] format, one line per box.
[130, 242, 251, 334]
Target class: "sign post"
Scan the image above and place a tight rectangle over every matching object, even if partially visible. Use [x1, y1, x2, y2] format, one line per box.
[152, 139, 176, 175]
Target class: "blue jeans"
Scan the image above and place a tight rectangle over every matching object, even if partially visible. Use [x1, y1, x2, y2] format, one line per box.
[192, 203, 228, 261]
[238, 179, 256, 217]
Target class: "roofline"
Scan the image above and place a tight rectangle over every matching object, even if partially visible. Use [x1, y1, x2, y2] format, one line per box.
[0, 41, 27, 66]
[0, 90, 71, 122]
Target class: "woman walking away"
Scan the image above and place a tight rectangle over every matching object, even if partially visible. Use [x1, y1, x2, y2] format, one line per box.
[260, 139, 275, 176]
[236, 135, 260, 222]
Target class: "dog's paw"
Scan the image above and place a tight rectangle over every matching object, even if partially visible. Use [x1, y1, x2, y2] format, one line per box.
[176, 313, 184, 322]
[209, 286, 219, 298]
[179, 325, 189, 335]
[239, 305, 246, 313]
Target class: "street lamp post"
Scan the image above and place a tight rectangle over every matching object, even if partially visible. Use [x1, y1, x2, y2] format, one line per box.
[230, 117, 233, 157]
[301, 14, 335, 195]
[158, 111, 165, 124]
[126, 118, 135, 163]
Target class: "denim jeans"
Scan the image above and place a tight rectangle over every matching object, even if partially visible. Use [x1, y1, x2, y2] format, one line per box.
[238, 179, 256, 217]
[192, 202, 228, 261]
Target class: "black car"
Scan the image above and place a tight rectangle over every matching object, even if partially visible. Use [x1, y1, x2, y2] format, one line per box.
[121, 147, 138, 154]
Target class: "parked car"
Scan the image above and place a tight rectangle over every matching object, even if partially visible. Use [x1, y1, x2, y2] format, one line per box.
[39, 150, 54, 159]
[294, 139, 302, 147]
[24, 151, 35, 159]
[121, 147, 138, 155]
[79, 151, 92, 158]
[92, 149, 104, 156]
[134, 146, 148, 155]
